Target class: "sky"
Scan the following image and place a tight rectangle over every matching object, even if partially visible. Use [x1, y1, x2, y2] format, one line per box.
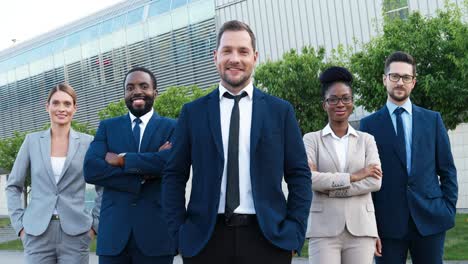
[0, 0, 124, 52]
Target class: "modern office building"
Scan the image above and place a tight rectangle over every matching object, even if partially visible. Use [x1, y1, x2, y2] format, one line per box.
[0, 0, 466, 209]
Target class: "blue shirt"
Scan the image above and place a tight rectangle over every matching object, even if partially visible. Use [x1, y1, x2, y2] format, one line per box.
[386, 100, 412, 175]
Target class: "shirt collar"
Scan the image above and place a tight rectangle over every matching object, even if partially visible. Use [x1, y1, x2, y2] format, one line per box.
[322, 123, 358, 139]
[218, 82, 254, 101]
[386, 99, 413, 115]
[129, 108, 154, 125]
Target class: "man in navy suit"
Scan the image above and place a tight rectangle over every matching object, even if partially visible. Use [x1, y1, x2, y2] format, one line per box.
[360, 51, 458, 264]
[162, 20, 312, 264]
[84, 67, 176, 264]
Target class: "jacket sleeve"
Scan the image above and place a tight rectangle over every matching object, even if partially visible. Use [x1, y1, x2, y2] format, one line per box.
[162, 105, 191, 250]
[435, 113, 458, 214]
[303, 133, 351, 192]
[283, 104, 312, 254]
[329, 134, 382, 197]
[83, 121, 142, 194]
[5, 134, 31, 235]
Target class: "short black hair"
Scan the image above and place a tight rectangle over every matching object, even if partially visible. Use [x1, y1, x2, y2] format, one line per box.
[384, 51, 416, 76]
[319, 66, 353, 99]
[216, 20, 256, 51]
[123, 66, 158, 91]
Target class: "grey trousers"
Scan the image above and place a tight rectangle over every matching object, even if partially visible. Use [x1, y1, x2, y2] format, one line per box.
[21, 219, 91, 264]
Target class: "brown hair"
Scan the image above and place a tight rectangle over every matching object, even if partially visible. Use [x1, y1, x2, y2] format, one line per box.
[384, 51, 417, 76]
[216, 20, 256, 51]
[47, 83, 77, 105]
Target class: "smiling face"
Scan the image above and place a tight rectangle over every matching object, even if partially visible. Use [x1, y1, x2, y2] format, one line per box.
[214, 30, 258, 94]
[124, 71, 157, 117]
[323, 82, 354, 123]
[46, 90, 76, 126]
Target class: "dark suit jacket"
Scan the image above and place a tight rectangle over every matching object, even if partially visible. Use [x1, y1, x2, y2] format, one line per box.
[84, 113, 176, 256]
[162, 87, 312, 257]
[360, 104, 457, 238]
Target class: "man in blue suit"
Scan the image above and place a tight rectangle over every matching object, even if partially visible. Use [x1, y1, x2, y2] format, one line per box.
[360, 51, 458, 264]
[84, 67, 176, 264]
[162, 20, 312, 264]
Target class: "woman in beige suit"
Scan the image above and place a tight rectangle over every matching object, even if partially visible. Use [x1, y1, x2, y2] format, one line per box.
[303, 66, 382, 264]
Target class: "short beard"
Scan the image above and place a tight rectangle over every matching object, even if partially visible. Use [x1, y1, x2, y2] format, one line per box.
[125, 98, 154, 117]
[221, 72, 251, 91]
[388, 90, 409, 102]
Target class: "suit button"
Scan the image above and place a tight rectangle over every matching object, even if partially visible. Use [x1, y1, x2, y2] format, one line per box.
[407, 185, 411, 190]
[131, 203, 137, 206]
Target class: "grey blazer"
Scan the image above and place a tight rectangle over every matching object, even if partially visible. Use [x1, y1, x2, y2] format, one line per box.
[303, 129, 381, 238]
[6, 129, 102, 236]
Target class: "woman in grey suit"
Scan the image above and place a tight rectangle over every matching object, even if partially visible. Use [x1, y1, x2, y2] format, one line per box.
[6, 83, 101, 264]
[303, 67, 382, 264]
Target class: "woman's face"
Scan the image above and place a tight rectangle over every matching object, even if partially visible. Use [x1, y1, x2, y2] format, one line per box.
[46, 91, 76, 126]
[323, 82, 354, 123]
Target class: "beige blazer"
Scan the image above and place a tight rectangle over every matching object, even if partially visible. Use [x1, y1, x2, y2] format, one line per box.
[303, 128, 381, 238]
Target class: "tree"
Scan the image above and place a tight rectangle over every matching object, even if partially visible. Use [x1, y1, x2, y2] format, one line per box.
[98, 85, 214, 120]
[254, 46, 348, 133]
[350, 2, 468, 129]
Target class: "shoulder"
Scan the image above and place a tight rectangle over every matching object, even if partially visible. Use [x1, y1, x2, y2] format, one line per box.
[303, 130, 322, 146]
[154, 115, 177, 127]
[76, 132, 94, 143]
[356, 130, 375, 143]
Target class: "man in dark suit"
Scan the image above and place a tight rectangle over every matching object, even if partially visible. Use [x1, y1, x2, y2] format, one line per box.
[162, 20, 312, 264]
[84, 67, 176, 264]
[360, 51, 458, 264]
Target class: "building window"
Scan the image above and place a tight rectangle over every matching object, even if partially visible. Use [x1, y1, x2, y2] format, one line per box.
[383, 0, 409, 20]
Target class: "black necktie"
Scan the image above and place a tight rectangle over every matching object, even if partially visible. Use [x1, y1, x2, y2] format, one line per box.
[223, 91, 247, 219]
[133, 118, 142, 152]
[394, 107, 406, 168]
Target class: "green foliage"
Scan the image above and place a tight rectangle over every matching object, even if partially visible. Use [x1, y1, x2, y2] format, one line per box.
[351, 2, 468, 129]
[0, 131, 27, 172]
[155, 85, 214, 118]
[98, 85, 214, 120]
[254, 46, 348, 134]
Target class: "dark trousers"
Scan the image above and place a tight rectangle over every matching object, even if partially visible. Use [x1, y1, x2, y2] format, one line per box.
[183, 214, 292, 264]
[99, 232, 173, 264]
[375, 217, 446, 264]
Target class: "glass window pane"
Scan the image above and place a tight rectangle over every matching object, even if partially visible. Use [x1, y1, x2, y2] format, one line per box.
[81, 25, 100, 43]
[127, 7, 144, 25]
[172, 0, 187, 9]
[112, 14, 126, 32]
[65, 32, 81, 48]
[148, 0, 171, 17]
[100, 19, 113, 35]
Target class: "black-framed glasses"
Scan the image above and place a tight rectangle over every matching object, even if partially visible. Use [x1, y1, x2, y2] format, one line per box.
[325, 96, 353, 105]
[387, 73, 415, 83]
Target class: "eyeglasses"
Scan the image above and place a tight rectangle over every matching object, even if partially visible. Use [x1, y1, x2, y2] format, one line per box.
[325, 96, 353, 105]
[386, 73, 415, 84]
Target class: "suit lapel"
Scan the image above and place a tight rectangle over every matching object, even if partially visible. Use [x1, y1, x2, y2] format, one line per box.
[320, 132, 342, 172]
[344, 134, 357, 172]
[39, 129, 56, 185]
[208, 89, 224, 157]
[140, 113, 160, 153]
[123, 114, 138, 153]
[379, 107, 406, 168]
[250, 88, 265, 155]
[410, 105, 421, 176]
[57, 129, 80, 185]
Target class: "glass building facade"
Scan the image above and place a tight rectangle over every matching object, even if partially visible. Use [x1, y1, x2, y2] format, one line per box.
[0, 0, 218, 138]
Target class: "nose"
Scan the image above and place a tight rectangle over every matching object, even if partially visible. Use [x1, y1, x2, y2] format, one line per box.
[397, 77, 404, 85]
[336, 99, 345, 106]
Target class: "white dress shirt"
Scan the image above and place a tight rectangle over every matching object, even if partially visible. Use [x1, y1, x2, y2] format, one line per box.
[51, 156, 66, 215]
[217, 82, 255, 214]
[322, 123, 358, 172]
[129, 108, 154, 151]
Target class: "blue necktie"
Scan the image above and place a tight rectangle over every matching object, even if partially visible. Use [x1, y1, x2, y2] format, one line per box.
[223, 91, 247, 219]
[133, 118, 142, 152]
[394, 107, 406, 170]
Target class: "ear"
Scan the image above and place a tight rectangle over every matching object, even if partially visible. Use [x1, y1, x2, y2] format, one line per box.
[45, 103, 49, 112]
[253, 50, 259, 63]
[213, 49, 218, 64]
[322, 101, 327, 111]
[382, 74, 386, 84]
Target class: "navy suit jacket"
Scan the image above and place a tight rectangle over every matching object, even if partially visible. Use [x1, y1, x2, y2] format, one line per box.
[360, 105, 457, 238]
[84, 113, 176, 256]
[162, 88, 312, 257]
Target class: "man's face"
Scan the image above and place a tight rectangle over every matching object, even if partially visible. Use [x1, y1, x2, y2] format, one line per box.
[214, 30, 258, 94]
[124, 71, 157, 117]
[383, 62, 416, 104]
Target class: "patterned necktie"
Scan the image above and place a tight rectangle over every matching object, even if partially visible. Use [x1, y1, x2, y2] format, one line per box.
[133, 118, 142, 152]
[223, 91, 247, 219]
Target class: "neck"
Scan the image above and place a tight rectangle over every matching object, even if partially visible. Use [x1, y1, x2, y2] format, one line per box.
[388, 96, 408, 106]
[329, 120, 348, 138]
[221, 80, 251, 95]
[50, 123, 70, 138]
